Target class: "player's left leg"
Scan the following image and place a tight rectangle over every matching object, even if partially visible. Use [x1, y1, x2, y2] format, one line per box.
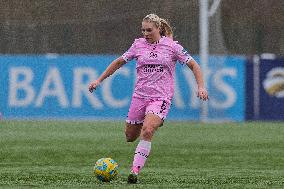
[128, 99, 171, 184]
[128, 113, 162, 183]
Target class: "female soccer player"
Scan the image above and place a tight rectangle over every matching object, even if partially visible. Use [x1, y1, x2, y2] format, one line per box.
[89, 13, 209, 183]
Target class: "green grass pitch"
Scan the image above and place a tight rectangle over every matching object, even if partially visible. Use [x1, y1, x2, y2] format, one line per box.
[0, 120, 283, 188]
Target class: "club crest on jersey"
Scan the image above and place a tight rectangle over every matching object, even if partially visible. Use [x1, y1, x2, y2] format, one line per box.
[149, 52, 158, 58]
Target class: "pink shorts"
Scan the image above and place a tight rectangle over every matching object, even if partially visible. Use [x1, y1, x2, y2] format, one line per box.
[126, 97, 172, 124]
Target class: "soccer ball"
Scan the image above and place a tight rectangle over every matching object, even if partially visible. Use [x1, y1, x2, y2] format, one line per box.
[93, 157, 119, 182]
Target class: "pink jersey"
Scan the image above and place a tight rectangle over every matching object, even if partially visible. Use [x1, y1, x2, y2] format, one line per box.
[122, 36, 192, 100]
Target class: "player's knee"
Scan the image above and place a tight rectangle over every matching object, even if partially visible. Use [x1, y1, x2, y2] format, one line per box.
[141, 127, 155, 139]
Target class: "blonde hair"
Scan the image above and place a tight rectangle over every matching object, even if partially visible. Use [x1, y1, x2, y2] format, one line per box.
[143, 14, 173, 39]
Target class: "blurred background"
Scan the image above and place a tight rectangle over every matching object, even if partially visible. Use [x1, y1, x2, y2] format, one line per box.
[1, 2, 283, 187]
[0, 0, 283, 121]
[0, 0, 283, 55]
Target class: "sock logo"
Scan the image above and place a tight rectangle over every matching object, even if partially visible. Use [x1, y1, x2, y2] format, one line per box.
[135, 151, 149, 158]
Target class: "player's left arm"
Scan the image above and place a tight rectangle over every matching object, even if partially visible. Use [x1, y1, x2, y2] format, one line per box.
[186, 59, 209, 101]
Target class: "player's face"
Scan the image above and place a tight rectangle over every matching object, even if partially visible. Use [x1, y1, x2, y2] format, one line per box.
[141, 21, 161, 43]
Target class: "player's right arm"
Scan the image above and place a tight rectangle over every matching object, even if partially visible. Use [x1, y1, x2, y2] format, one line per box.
[88, 57, 126, 93]
[89, 39, 138, 93]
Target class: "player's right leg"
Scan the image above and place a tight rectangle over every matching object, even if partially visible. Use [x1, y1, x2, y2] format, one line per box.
[125, 96, 146, 142]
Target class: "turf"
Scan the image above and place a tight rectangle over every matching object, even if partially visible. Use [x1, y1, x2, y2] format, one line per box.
[0, 120, 283, 188]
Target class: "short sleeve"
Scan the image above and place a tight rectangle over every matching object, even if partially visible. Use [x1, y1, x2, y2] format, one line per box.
[121, 39, 138, 62]
[174, 42, 193, 65]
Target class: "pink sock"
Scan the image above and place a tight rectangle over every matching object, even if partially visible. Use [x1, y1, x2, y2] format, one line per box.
[132, 140, 151, 174]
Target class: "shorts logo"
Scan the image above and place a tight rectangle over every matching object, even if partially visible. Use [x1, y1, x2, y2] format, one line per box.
[160, 100, 167, 113]
[143, 64, 163, 73]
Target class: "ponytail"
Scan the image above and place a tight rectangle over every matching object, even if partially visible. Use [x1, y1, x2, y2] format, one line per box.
[159, 18, 173, 39]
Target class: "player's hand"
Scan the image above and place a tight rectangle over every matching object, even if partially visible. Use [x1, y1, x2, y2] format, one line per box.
[89, 80, 100, 93]
[197, 87, 209, 101]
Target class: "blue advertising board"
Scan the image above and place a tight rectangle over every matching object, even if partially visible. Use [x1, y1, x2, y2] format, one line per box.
[246, 56, 284, 120]
[0, 55, 245, 121]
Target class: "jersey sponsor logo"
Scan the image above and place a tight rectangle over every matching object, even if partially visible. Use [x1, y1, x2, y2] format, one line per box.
[143, 64, 163, 73]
